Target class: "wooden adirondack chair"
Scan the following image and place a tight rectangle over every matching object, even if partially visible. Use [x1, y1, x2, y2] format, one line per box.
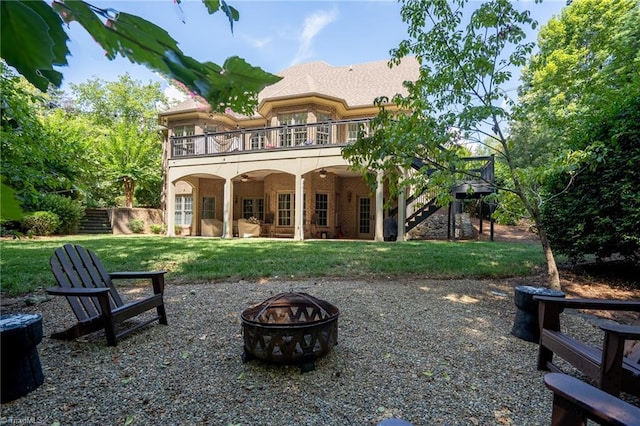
[534, 296, 640, 397]
[544, 373, 640, 426]
[46, 244, 168, 346]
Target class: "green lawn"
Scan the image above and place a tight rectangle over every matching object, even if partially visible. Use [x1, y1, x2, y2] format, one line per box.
[0, 235, 545, 295]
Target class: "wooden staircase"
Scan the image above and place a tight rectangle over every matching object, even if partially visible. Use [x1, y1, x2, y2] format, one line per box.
[77, 209, 112, 234]
[394, 155, 496, 233]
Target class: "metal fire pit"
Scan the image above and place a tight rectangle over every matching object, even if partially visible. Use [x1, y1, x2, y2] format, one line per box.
[241, 292, 339, 372]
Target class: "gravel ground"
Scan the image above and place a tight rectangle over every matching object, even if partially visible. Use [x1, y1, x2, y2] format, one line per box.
[1, 276, 638, 426]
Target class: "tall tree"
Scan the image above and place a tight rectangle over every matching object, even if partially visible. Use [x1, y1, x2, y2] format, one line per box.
[71, 75, 165, 208]
[343, 0, 565, 289]
[1, 64, 90, 209]
[519, 0, 640, 261]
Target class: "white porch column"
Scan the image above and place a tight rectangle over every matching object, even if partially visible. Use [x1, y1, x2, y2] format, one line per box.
[397, 171, 407, 241]
[166, 180, 176, 236]
[294, 174, 304, 241]
[223, 177, 234, 239]
[374, 170, 384, 242]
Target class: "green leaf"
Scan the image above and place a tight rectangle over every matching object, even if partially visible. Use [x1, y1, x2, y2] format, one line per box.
[52, 1, 120, 60]
[1, 182, 23, 221]
[51, 3, 280, 114]
[201, 0, 222, 14]
[0, 1, 66, 91]
[23, 0, 69, 66]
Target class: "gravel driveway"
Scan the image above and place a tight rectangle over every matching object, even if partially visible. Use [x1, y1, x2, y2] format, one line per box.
[1, 276, 634, 425]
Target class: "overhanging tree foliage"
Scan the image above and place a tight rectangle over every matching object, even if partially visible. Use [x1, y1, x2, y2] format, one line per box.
[343, 0, 565, 289]
[0, 0, 280, 115]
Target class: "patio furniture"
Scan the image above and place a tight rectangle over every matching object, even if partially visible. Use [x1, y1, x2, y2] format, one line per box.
[201, 218, 223, 237]
[1, 314, 44, 403]
[544, 372, 640, 426]
[47, 244, 168, 346]
[511, 285, 565, 342]
[237, 218, 260, 237]
[534, 296, 640, 396]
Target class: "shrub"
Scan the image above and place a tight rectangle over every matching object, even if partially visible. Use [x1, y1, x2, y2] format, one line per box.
[22, 211, 60, 236]
[36, 194, 84, 234]
[128, 219, 145, 234]
[0, 219, 24, 239]
[150, 224, 165, 234]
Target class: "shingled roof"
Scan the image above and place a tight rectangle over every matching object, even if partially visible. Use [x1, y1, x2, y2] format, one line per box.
[259, 57, 420, 107]
[162, 57, 420, 117]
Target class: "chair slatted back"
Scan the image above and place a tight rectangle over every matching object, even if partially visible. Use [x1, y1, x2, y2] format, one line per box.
[50, 244, 124, 321]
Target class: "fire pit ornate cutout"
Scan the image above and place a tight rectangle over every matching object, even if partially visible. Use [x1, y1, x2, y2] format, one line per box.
[241, 292, 339, 372]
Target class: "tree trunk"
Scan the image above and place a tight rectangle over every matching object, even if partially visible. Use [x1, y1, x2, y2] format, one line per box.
[507, 158, 561, 290]
[123, 177, 136, 209]
[536, 225, 561, 290]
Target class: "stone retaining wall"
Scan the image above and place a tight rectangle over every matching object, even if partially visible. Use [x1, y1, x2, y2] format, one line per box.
[407, 212, 476, 240]
[108, 208, 164, 235]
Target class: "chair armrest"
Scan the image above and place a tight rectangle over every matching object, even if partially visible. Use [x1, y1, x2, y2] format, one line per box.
[46, 287, 110, 297]
[544, 373, 640, 426]
[109, 271, 166, 280]
[599, 323, 640, 340]
[109, 271, 166, 294]
[534, 296, 640, 312]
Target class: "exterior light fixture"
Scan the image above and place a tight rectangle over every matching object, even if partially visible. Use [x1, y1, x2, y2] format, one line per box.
[241, 174, 249, 182]
[319, 169, 327, 178]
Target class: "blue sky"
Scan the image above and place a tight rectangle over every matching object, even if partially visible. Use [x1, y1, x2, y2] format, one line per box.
[59, 0, 568, 98]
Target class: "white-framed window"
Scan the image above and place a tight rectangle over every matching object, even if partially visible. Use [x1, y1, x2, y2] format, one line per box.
[172, 125, 196, 155]
[278, 113, 307, 147]
[242, 198, 264, 219]
[277, 193, 292, 226]
[202, 197, 215, 219]
[250, 130, 266, 150]
[315, 193, 328, 226]
[175, 195, 193, 226]
[316, 112, 331, 145]
[347, 122, 368, 143]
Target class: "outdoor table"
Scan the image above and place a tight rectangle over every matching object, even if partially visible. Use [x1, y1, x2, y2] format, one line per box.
[511, 286, 565, 343]
[1, 313, 44, 403]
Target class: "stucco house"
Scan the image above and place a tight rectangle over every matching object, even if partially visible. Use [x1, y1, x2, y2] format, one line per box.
[159, 57, 494, 240]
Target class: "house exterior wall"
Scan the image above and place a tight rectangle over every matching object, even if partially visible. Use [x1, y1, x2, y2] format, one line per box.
[159, 58, 422, 240]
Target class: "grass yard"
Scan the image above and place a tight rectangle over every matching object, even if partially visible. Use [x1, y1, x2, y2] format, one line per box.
[0, 235, 546, 295]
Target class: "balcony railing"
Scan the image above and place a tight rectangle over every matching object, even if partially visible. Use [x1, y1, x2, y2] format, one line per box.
[170, 118, 372, 158]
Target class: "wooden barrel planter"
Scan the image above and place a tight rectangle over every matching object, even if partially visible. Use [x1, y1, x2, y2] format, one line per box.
[511, 286, 565, 343]
[1, 314, 44, 403]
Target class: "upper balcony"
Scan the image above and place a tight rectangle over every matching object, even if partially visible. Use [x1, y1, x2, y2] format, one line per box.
[169, 118, 372, 159]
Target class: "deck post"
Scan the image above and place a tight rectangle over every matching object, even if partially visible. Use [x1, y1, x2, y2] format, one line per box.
[374, 170, 384, 242]
[223, 177, 233, 239]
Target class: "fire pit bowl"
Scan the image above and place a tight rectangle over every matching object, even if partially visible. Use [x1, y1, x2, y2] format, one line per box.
[241, 292, 339, 372]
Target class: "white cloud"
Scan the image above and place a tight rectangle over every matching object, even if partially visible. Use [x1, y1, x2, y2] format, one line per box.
[164, 84, 188, 104]
[242, 34, 272, 49]
[291, 8, 338, 65]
